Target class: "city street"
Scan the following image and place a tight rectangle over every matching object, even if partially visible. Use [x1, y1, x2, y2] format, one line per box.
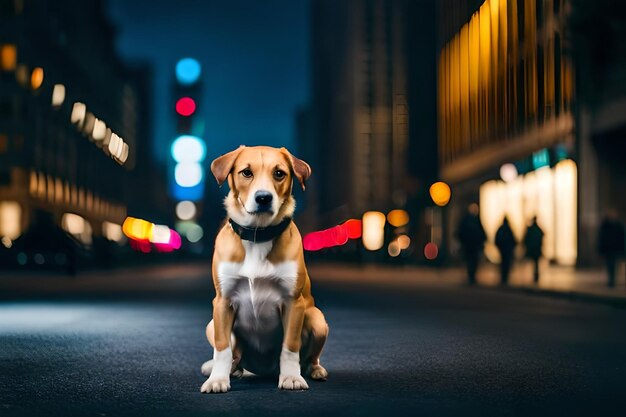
[1, 265, 625, 416]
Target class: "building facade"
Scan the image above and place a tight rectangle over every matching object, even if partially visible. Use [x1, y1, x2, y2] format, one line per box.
[308, 0, 415, 228]
[437, 0, 626, 266]
[0, 0, 156, 263]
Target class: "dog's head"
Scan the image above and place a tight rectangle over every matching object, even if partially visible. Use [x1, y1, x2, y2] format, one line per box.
[210, 146, 311, 227]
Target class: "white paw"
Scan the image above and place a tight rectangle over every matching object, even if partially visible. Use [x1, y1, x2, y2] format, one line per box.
[278, 374, 309, 390]
[200, 359, 213, 376]
[310, 364, 328, 381]
[200, 375, 230, 393]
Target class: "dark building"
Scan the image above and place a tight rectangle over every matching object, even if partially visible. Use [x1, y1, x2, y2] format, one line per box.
[305, 0, 438, 237]
[0, 0, 160, 261]
[437, 0, 626, 266]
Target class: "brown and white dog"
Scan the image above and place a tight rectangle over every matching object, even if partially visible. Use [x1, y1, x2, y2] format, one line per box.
[200, 145, 329, 393]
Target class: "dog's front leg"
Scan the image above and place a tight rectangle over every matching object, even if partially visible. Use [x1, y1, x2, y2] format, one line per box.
[279, 294, 309, 390]
[201, 295, 235, 393]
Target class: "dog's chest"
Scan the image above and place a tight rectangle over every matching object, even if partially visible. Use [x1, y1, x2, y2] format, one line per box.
[217, 241, 298, 318]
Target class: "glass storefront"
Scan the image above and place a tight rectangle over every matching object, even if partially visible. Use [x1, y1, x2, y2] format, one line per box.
[479, 159, 577, 265]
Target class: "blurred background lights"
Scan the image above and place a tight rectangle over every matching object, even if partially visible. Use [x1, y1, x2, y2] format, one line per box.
[388, 240, 401, 257]
[70, 102, 86, 125]
[424, 242, 439, 260]
[30, 67, 44, 90]
[102, 221, 124, 243]
[397, 234, 411, 250]
[122, 217, 153, 241]
[499, 163, 518, 183]
[0, 201, 22, 240]
[92, 119, 106, 141]
[429, 181, 451, 206]
[175, 57, 201, 86]
[175, 162, 203, 187]
[186, 224, 204, 243]
[51, 84, 65, 108]
[171, 135, 206, 163]
[1, 44, 17, 70]
[176, 201, 196, 220]
[302, 219, 362, 251]
[175, 97, 196, 116]
[149, 225, 172, 244]
[387, 209, 409, 227]
[362, 211, 386, 251]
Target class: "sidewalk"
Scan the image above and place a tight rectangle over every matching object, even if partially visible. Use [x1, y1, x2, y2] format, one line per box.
[1, 260, 625, 306]
[308, 260, 626, 307]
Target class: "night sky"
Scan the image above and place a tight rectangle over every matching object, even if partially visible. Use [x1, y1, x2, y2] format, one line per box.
[106, 0, 310, 164]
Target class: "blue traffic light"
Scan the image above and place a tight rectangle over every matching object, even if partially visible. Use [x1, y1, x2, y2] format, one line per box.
[175, 58, 201, 86]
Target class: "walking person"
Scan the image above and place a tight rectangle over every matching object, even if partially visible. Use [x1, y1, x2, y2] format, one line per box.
[597, 209, 625, 288]
[495, 217, 516, 285]
[523, 217, 544, 284]
[456, 203, 487, 285]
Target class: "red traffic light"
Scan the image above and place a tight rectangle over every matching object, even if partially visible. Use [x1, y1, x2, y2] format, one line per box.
[175, 97, 196, 116]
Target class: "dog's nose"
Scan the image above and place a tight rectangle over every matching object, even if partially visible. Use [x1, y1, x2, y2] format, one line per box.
[255, 191, 273, 206]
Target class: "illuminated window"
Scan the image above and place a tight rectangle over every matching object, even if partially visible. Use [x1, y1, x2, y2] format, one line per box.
[0, 44, 17, 71]
[30, 67, 44, 90]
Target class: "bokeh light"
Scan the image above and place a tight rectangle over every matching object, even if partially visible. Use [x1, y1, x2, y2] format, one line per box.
[500, 163, 518, 183]
[175, 57, 202, 85]
[388, 241, 401, 257]
[30, 67, 44, 90]
[424, 242, 439, 260]
[51, 84, 65, 108]
[362, 211, 386, 251]
[122, 217, 153, 241]
[397, 234, 411, 250]
[176, 201, 197, 220]
[302, 219, 362, 251]
[429, 182, 451, 207]
[171, 135, 206, 163]
[186, 224, 204, 243]
[175, 97, 196, 116]
[175, 162, 203, 187]
[387, 209, 409, 227]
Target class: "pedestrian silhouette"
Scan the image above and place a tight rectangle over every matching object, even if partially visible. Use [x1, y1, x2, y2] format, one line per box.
[455, 203, 486, 285]
[495, 217, 516, 285]
[597, 209, 625, 288]
[523, 217, 544, 284]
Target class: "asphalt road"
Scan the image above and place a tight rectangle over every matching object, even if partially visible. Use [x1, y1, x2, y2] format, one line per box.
[1, 271, 625, 416]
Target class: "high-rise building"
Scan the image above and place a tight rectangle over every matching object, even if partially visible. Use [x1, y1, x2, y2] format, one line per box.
[437, 0, 626, 266]
[308, 0, 416, 227]
[0, 0, 158, 265]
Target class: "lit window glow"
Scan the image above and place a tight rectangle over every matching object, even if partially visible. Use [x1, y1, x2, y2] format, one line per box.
[70, 102, 86, 125]
[30, 67, 44, 90]
[1, 44, 17, 71]
[0, 201, 22, 240]
[51, 84, 65, 108]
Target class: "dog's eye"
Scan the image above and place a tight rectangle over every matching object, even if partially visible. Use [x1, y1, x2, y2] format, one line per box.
[273, 170, 286, 180]
[241, 169, 253, 178]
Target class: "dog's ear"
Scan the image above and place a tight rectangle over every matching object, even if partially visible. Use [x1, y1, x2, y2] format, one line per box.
[281, 148, 312, 190]
[210, 146, 245, 186]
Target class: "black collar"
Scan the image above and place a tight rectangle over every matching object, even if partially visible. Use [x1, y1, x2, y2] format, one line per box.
[229, 217, 292, 243]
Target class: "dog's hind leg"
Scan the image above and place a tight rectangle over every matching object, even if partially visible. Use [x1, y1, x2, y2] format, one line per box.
[301, 306, 329, 381]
